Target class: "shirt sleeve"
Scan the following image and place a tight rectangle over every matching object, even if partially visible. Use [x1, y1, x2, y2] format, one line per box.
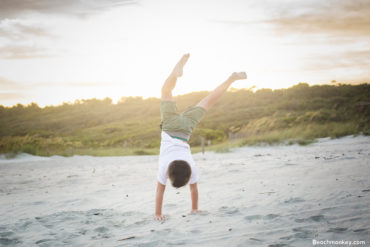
[157, 163, 167, 185]
[189, 165, 199, 184]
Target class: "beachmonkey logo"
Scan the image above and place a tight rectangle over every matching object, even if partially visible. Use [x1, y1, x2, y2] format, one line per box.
[312, 239, 366, 245]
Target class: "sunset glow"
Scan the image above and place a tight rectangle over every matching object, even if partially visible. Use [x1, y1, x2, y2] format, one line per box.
[0, 0, 369, 107]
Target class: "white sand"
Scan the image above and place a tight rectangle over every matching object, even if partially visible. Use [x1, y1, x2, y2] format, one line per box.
[0, 135, 369, 246]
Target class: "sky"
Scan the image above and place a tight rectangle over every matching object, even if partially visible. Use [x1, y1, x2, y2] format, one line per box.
[0, 0, 369, 107]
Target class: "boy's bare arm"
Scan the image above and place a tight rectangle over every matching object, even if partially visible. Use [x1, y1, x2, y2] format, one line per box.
[155, 182, 166, 220]
[196, 72, 247, 110]
[190, 183, 199, 212]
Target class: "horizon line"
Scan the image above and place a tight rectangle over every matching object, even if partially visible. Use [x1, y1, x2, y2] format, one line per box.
[1, 81, 368, 109]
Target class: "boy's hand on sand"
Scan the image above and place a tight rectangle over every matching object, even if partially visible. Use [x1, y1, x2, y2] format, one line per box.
[154, 214, 166, 221]
[229, 72, 247, 81]
[171, 53, 190, 78]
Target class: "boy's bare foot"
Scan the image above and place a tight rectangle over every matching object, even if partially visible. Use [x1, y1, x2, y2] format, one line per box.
[171, 53, 190, 78]
[229, 72, 247, 81]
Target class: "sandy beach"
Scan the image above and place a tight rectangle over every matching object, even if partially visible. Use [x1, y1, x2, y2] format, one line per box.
[0, 135, 369, 246]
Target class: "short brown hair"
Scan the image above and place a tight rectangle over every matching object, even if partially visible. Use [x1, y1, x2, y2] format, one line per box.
[168, 160, 191, 188]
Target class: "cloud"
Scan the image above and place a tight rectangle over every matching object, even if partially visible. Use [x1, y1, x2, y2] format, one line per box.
[64, 82, 120, 87]
[0, 76, 24, 89]
[0, 20, 59, 60]
[0, 1, 138, 60]
[0, 93, 26, 100]
[0, 20, 57, 42]
[0, 0, 138, 19]
[265, 14, 370, 38]
[213, 0, 370, 38]
[0, 20, 58, 59]
[263, 0, 370, 37]
[0, 45, 54, 59]
[304, 50, 370, 70]
[0, 76, 119, 90]
[340, 50, 370, 67]
[0, 77, 28, 101]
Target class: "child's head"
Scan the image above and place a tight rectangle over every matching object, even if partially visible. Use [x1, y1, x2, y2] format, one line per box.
[168, 160, 191, 188]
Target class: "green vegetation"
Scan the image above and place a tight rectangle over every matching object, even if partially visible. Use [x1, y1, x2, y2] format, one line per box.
[0, 83, 369, 157]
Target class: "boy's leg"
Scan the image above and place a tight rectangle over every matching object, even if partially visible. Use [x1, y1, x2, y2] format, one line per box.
[161, 53, 190, 101]
[196, 72, 247, 110]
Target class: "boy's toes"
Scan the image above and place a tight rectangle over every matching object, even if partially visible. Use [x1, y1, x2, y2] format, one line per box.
[180, 53, 190, 64]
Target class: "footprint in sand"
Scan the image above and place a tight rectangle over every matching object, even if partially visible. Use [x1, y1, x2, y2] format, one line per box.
[284, 163, 297, 166]
[94, 226, 109, 233]
[155, 228, 172, 236]
[229, 169, 240, 173]
[249, 237, 263, 242]
[120, 211, 139, 217]
[0, 237, 22, 246]
[319, 207, 334, 213]
[353, 228, 368, 233]
[133, 219, 149, 226]
[190, 229, 201, 234]
[78, 229, 88, 235]
[244, 215, 262, 221]
[30, 201, 45, 205]
[263, 214, 280, 220]
[268, 244, 287, 247]
[283, 197, 305, 204]
[295, 214, 326, 224]
[327, 227, 347, 233]
[309, 215, 325, 222]
[35, 216, 54, 229]
[279, 235, 292, 240]
[19, 220, 33, 230]
[0, 231, 21, 246]
[35, 239, 53, 244]
[218, 206, 240, 215]
[244, 213, 279, 222]
[0, 231, 15, 238]
[292, 227, 315, 239]
[92, 226, 112, 239]
[2, 209, 133, 244]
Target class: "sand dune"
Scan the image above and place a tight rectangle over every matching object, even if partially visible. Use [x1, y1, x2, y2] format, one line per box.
[0, 135, 369, 246]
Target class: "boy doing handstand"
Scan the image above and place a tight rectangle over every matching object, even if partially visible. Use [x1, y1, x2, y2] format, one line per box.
[155, 53, 247, 220]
